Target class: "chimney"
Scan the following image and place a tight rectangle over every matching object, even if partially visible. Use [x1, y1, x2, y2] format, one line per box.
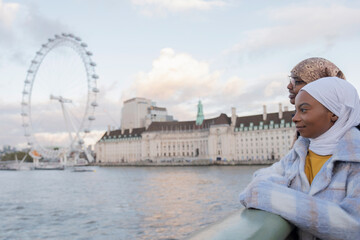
[279, 103, 283, 119]
[107, 125, 111, 136]
[263, 105, 267, 121]
[284, 106, 289, 112]
[145, 118, 152, 130]
[231, 107, 236, 127]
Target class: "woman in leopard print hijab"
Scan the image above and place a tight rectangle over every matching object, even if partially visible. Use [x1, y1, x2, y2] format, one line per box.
[287, 57, 346, 105]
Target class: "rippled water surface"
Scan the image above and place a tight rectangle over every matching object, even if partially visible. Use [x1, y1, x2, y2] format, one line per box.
[0, 166, 264, 239]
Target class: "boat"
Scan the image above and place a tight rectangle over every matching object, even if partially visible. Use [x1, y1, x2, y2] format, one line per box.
[34, 165, 65, 170]
[72, 169, 95, 172]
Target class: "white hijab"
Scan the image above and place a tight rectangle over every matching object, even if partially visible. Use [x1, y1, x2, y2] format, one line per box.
[300, 77, 360, 155]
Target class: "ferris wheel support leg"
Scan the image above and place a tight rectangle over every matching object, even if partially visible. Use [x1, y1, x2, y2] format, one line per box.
[33, 157, 39, 168]
[61, 153, 67, 167]
[60, 101, 75, 148]
[63, 103, 92, 164]
[84, 147, 94, 163]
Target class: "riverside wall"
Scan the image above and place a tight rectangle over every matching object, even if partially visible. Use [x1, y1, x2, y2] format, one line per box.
[90, 159, 277, 167]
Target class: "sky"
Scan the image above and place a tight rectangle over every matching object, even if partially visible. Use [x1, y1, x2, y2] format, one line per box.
[1, 0, 360, 150]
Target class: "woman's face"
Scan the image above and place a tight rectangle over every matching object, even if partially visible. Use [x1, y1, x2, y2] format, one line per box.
[287, 75, 307, 105]
[292, 91, 337, 138]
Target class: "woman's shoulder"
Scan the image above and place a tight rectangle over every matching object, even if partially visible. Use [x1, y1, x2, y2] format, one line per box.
[334, 127, 360, 162]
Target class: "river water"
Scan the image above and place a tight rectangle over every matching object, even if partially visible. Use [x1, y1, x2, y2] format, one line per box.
[0, 165, 264, 240]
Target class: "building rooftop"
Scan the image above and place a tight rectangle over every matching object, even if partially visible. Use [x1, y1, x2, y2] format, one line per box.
[146, 113, 231, 132]
[99, 127, 146, 140]
[235, 110, 295, 128]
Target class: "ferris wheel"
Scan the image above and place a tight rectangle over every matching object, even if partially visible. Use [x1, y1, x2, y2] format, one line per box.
[21, 33, 99, 163]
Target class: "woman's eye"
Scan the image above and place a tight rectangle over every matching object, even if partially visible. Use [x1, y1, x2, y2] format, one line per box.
[300, 108, 307, 113]
[295, 80, 304, 85]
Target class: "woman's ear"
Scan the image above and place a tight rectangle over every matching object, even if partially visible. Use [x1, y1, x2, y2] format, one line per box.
[331, 114, 338, 122]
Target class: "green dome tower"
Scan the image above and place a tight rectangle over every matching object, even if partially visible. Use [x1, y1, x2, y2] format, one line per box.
[196, 100, 204, 126]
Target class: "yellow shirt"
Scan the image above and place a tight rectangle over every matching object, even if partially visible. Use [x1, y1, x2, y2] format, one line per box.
[304, 150, 332, 185]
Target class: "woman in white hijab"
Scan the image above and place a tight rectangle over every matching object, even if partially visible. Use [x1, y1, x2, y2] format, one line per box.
[240, 77, 360, 240]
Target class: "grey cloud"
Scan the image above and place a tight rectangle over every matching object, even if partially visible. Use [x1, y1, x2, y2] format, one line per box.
[230, 4, 360, 60]
[0, 96, 121, 149]
[0, 2, 68, 68]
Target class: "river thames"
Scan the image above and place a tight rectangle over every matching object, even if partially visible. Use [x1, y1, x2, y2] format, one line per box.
[0, 165, 264, 239]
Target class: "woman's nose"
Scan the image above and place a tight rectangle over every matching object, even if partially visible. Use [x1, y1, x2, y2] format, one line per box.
[287, 82, 293, 90]
[292, 111, 299, 123]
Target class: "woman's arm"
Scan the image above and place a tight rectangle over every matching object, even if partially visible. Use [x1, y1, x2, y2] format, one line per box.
[239, 171, 360, 240]
[249, 150, 297, 186]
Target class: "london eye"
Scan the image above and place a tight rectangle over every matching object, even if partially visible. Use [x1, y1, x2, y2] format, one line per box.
[21, 33, 99, 165]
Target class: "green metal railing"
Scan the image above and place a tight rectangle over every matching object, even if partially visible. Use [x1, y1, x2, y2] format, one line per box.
[188, 208, 295, 240]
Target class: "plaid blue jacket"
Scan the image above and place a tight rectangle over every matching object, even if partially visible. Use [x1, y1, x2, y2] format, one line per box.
[239, 127, 360, 240]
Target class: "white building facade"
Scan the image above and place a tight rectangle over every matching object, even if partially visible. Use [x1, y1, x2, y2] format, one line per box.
[95, 104, 296, 163]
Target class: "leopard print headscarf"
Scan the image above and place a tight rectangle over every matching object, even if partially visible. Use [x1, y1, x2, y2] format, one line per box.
[291, 57, 346, 83]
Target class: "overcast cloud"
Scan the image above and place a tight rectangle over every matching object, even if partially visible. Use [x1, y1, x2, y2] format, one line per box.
[230, 4, 360, 58]
[131, 0, 226, 16]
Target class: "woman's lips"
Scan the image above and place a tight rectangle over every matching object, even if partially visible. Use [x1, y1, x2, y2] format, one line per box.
[296, 126, 305, 131]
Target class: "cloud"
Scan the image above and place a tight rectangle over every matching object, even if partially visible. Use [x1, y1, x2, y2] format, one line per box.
[31, 130, 104, 149]
[132, 0, 226, 16]
[0, 93, 119, 150]
[124, 48, 289, 121]
[230, 4, 360, 57]
[0, 0, 19, 28]
[17, 5, 67, 45]
[126, 48, 221, 102]
[0, 1, 67, 67]
[0, 0, 19, 45]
